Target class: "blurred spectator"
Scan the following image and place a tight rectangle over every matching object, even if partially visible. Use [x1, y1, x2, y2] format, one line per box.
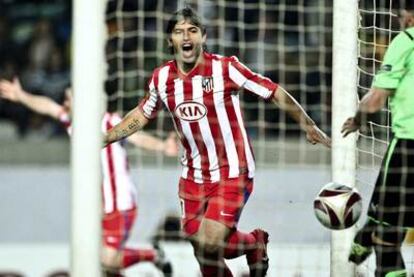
[28, 19, 56, 72]
[42, 46, 70, 102]
[0, 17, 16, 74]
[20, 19, 56, 94]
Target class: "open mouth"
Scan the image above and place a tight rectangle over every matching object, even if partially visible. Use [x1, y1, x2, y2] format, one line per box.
[182, 43, 194, 52]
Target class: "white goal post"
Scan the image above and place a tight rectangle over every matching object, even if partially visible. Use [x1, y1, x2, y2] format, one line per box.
[331, 0, 358, 276]
[71, 0, 106, 276]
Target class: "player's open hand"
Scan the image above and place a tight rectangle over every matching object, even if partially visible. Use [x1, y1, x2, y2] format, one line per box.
[305, 124, 331, 148]
[0, 77, 23, 103]
[163, 132, 179, 157]
[341, 117, 360, 138]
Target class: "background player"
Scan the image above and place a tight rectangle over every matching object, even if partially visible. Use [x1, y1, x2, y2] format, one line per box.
[104, 7, 331, 277]
[342, 8, 414, 276]
[0, 77, 178, 277]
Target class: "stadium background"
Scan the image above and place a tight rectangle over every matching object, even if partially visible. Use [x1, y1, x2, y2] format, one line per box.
[0, 0, 400, 276]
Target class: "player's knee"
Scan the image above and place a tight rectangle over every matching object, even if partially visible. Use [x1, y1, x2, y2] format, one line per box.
[197, 238, 221, 254]
[192, 235, 222, 255]
[101, 247, 122, 270]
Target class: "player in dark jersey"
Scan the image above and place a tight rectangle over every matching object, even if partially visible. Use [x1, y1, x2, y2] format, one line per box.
[342, 8, 414, 277]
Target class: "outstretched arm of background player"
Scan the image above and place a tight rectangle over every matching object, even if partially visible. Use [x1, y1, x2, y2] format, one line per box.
[272, 86, 331, 147]
[104, 106, 149, 146]
[0, 77, 63, 120]
[126, 131, 179, 156]
[341, 87, 391, 137]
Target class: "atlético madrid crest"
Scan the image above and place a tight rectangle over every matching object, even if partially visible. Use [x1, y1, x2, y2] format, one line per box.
[202, 77, 214, 93]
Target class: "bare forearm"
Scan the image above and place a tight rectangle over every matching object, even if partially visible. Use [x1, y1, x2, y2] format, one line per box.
[273, 86, 315, 130]
[18, 91, 62, 119]
[104, 107, 148, 145]
[127, 132, 165, 151]
[354, 87, 391, 124]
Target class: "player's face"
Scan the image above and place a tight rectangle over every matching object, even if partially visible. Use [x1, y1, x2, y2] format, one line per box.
[169, 20, 206, 67]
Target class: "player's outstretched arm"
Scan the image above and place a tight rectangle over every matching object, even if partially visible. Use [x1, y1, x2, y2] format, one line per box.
[0, 77, 63, 120]
[341, 87, 391, 138]
[104, 106, 149, 146]
[272, 86, 331, 147]
[126, 131, 179, 156]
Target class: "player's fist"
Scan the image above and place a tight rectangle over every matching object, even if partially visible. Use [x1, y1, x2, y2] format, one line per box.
[341, 117, 360, 138]
[305, 124, 331, 148]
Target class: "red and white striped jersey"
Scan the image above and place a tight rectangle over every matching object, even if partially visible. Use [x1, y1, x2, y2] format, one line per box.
[139, 52, 278, 183]
[58, 111, 137, 214]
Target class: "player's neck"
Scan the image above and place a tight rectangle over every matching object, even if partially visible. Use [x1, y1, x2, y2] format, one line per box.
[176, 52, 205, 75]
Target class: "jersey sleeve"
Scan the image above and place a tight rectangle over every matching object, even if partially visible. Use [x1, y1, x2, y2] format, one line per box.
[228, 56, 278, 100]
[373, 30, 414, 89]
[138, 74, 162, 119]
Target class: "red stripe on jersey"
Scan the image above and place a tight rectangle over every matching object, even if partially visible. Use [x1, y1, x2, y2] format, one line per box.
[105, 119, 117, 211]
[222, 59, 248, 172]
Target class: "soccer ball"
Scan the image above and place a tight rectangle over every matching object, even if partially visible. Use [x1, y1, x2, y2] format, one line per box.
[313, 182, 362, 230]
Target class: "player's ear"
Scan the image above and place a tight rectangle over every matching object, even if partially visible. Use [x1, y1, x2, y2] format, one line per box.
[400, 10, 414, 28]
[407, 11, 414, 28]
[202, 33, 207, 44]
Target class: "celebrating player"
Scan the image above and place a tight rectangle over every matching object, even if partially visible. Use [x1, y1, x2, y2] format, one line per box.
[342, 8, 414, 277]
[0, 77, 178, 277]
[104, 7, 330, 277]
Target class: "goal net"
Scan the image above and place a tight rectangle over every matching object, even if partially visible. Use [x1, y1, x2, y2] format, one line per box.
[105, 0, 333, 276]
[356, 0, 413, 276]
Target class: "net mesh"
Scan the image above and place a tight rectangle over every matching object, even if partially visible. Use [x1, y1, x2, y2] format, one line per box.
[356, 0, 414, 275]
[105, 0, 333, 275]
[105, 0, 332, 167]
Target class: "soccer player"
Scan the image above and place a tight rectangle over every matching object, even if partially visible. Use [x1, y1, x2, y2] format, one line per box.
[0, 78, 178, 277]
[104, 7, 331, 277]
[341, 8, 414, 277]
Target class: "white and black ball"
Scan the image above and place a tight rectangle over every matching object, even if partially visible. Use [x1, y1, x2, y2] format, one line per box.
[313, 182, 362, 230]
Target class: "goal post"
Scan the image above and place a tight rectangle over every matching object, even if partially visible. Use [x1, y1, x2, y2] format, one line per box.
[71, 0, 106, 276]
[331, 0, 358, 275]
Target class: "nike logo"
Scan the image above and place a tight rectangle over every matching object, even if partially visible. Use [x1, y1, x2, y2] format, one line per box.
[107, 236, 117, 243]
[220, 211, 233, 217]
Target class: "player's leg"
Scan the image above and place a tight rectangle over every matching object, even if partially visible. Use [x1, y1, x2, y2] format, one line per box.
[179, 176, 269, 276]
[348, 216, 376, 264]
[372, 225, 406, 277]
[372, 139, 414, 276]
[208, 177, 269, 276]
[179, 177, 232, 276]
[190, 218, 234, 277]
[101, 209, 172, 275]
[350, 138, 396, 266]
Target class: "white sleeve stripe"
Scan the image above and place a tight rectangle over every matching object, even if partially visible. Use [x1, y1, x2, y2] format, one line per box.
[142, 79, 157, 117]
[158, 66, 170, 105]
[229, 63, 247, 87]
[229, 63, 273, 99]
[244, 79, 273, 99]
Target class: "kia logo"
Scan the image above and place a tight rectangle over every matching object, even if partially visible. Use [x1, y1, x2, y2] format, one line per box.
[174, 101, 207, 122]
